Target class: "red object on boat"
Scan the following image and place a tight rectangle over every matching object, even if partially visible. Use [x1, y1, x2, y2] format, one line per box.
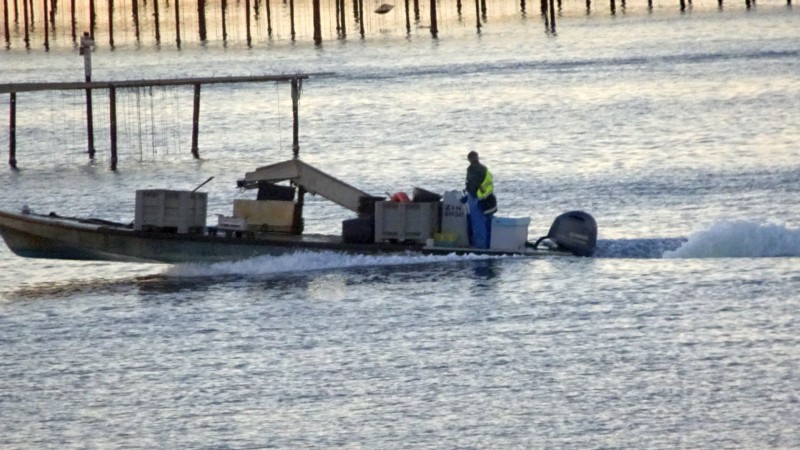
[390, 192, 410, 203]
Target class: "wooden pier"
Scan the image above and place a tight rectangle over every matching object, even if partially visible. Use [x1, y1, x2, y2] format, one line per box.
[2, 0, 791, 50]
[1, 73, 310, 170]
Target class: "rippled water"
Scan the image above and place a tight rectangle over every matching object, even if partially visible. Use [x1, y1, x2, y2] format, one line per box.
[1, 5, 799, 448]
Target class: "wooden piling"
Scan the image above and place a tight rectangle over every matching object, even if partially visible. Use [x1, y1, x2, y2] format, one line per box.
[680, 0, 686, 10]
[13, 0, 17, 24]
[70, 0, 75, 41]
[586, 0, 591, 13]
[480, 0, 486, 19]
[312, 0, 321, 45]
[89, 0, 95, 37]
[358, 0, 364, 37]
[458, 0, 462, 16]
[153, 0, 160, 43]
[404, 0, 410, 33]
[291, 78, 300, 158]
[27, 0, 32, 27]
[48, 0, 53, 29]
[266, 0, 273, 37]
[289, 0, 295, 41]
[549, 0, 555, 30]
[191, 83, 200, 158]
[8, 92, 15, 169]
[132, 0, 140, 40]
[85, 86, 95, 159]
[413, 0, 419, 21]
[197, 0, 206, 41]
[22, 0, 28, 48]
[246, 0, 252, 46]
[3, 0, 9, 48]
[430, 0, 438, 37]
[338, 0, 345, 37]
[174, 0, 181, 47]
[42, 0, 48, 50]
[108, 0, 114, 47]
[610, 0, 616, 14]
[520, 0, 525, 15]
[221, 0, 227, 41]
[109, 86, 117, 170]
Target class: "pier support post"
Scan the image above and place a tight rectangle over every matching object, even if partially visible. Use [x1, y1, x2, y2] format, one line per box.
[549, 0, 555, 30]
[132, 0, 140, 41]
[289, 0, 296, 41]
[43, 0, 48, 50]
[3, 0, 9, 48]
[191, 83, 201, 159]
[174, 0, 181, 47]
[22, 0, 28, 48]
[108, 0, 114, 47]
[8, 92, 16, 169]
[80, 32, 95, 159]
[70, 0, 75, 41]
[475, 0, 481, 31]
[312, 0, 321, 45]
[266, 0, 273, 37]
[338, 0, 345, 37]
[153, 0, 160, 43]
[246, 0, 253, 46]
[221, 0, 228, 41]
[404, 0, 410, 33]
[197, 0, 206, 41]
[291, 78, 300, 159]
[358, 0, 364, 38]
[430, 0, 438, 37]
[109, 86, 118, 170]
[89, 0, 95, 37]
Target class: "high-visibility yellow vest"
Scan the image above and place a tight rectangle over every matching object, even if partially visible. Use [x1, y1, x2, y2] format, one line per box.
[477, 169, 494, 199]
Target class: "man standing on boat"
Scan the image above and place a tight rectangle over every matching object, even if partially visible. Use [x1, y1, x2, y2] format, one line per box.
[464, 151, 497, 248]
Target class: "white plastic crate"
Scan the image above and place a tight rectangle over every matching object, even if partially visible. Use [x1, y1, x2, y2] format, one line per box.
[490, 217, 531, 251]
[374, 201, 438, 244]
[135, 190, 207, 234]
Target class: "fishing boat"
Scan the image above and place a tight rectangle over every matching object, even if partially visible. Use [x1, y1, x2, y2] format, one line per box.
[0, 159, 597, 264]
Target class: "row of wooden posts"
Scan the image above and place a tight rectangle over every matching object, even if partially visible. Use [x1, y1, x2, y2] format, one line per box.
[4, 0, 791, 50]
[2, 73, 308, 170]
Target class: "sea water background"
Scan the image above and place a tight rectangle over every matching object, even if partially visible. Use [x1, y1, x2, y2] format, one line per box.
[1, 4, 799, 448]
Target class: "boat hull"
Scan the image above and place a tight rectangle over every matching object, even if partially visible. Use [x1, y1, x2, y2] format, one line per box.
[0, 210, 567, 264]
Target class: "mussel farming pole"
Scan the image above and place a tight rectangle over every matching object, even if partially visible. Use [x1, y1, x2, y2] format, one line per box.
[43, 0, 48, 50]
[246, 0, 252, 45]
[191, 83, 201, 158]
[313, 0, 321, 45]
[430, 0, 438, 37]
[109, 86, 118, 170]
[81, 32, 96, 159]
[174, 0, 181, 47]
[3, 0, 9, 48]
[8, 92, 16, 169]
[291, 78, 300, 159]
[132, 0, 140, 41]
[108, 0, 114, 47]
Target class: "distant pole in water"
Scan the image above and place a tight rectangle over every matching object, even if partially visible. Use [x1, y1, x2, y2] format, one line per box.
[109, 86, 118, 170]
[3, 0, 9, 48]
[338, 0, 345, 37]
[247, 0, 253, 45]
[108, 0, 114, 48]
[289, 0, 295, 41]
[132, 0, 140, 41]
[221, 0, 228, 41]
[610, 0, 616, 14]
[89, 0, 95, 37]
[191, 83, 201, 159]
[48, 0, 54, 29]
[430, 0, 438, 37]
[266, 0, 273, 37]
[312, 0, 321, 45]
[197, 0, 206, 41]
[480, 0, 486, 19]
[22, 0, 28, 48]
[80, 32, 96, 159]
[174, 0, 181, 47]
[586, 0, 591, 14]
[413, 0, 419, 21]
[549, 0, 555, 30]
[153, 0, 161, 43]
[357, 0, 364, 38]
[43, 0, 48, 50]
[291, 78, 300, 159]
[404, 0, 410, 33]
[69, 0, 75, 41]
[519, 0, 525, 15]
[8, 92, 16, 169]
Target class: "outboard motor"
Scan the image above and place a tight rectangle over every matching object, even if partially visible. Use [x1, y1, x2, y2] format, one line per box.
[532, 211, 597, 256]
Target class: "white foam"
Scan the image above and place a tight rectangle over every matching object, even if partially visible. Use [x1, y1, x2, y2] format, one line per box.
[663, 220, 800, 258]
[163, 250, 501, 278]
